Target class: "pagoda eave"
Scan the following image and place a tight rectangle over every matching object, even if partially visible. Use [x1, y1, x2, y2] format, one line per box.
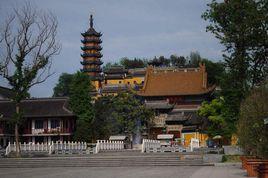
[81, 46, 102, 51]
[81, 39, 102, 44]
[81, 68, 102, 73]
[81, 60, 103, 65]
[81, 53, 103, 58]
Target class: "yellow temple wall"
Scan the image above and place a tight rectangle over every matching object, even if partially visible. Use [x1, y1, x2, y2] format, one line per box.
[105, 79, 124, 85]
[123, 77, 144, 85]
[104, 76, 144, 86]
[182, 132, 208, 147]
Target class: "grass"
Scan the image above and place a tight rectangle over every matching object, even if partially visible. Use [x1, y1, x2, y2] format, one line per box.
[222, 155, 241, 162]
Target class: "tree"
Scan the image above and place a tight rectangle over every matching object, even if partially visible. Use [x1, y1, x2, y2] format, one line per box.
[198, 98, 233, 139]
[93, 95, 121, 139]
[120, 57, 146, 69]
[189, 51, 202, 67]
[238, 81, 268, 158]
[202, 0, 268, 134]
[102, 62, 120, 70]
[202, 59, 225, 85]
[148, 56, 170, 67]
[93, 92, 154, 139]
[170, 55, 186, 67]
[0, 3, 60, 156]
[111, 92, 153, 135]
[53, 73, 74, 97]
[69, 72, 95, 142]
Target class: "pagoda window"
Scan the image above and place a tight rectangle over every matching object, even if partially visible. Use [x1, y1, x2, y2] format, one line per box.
[119, 81, 122, 84]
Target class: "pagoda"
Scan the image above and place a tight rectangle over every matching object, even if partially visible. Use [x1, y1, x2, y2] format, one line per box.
[81, 14, 103, 90]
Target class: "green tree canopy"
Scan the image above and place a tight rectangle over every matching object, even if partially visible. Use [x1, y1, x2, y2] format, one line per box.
[198, 98, 233, 139]
[120, 57, 147, 69]
[238, 81, 268, 158]
[53, 73, 74, 97]
[69, 72, 95, 142]
[94, 92, 154, 138]
[202, 0, 268, 135]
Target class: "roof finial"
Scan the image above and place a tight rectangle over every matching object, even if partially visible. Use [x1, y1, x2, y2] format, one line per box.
[90, 14, 93, 28]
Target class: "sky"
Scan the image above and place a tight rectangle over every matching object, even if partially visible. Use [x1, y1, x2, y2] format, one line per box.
[0, 0, 224, 97]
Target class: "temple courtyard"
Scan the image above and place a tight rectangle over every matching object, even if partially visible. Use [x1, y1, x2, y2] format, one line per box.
[0, 164, 246, 178]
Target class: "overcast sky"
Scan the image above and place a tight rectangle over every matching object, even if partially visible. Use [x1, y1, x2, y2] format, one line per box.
[0, 0, 224, 97]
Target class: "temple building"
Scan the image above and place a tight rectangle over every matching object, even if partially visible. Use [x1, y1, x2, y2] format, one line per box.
[101, 67, 146, 95]
[0, 98, 76, 147]
[81, 14, 103, 91]
[138, 64, 215, 146]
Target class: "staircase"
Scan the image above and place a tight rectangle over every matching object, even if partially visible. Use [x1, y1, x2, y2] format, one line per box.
[0, 150, 213, 168]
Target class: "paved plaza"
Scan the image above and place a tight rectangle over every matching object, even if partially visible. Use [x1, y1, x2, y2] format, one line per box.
[0, 164, 247, 178]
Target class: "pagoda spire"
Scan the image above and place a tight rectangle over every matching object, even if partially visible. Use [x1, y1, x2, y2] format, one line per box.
[90, 14, 93, 28]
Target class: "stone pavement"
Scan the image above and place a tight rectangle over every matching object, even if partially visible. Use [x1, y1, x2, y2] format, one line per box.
[0, 164, 248, 178]
[191, 163, 248, 178]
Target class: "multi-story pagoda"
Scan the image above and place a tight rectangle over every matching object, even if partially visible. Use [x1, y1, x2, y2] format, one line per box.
[81, 14, 103, 90]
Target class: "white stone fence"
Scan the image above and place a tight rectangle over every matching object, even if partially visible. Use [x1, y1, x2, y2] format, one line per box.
[52, 141, 90, 154]
[5, 141, 92, 156]
[141, 139, 161, 153]
[5, 142, 52, 155]
[95, 140, 124, 153]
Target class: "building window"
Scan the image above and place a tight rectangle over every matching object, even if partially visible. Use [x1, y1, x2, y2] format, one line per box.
[35, 120, 43, 129]
[51, 119, 60, 129]
[119, 81, 122, 84]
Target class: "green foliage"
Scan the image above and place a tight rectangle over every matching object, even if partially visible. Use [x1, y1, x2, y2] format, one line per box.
[202, 0, 268, 136]
[201, 59, 225, 85]
[170, 55, 187, 67]
[94, 93, 154, 138]
[198, 98, 233, 139]
[189, 51, 202, 67]
[69, 72, 95, 142]
[111, 92, 153, 134]
[222, 155, 241, 163]
[93, 95, 120, 139]
[120, 57, 147, 69]
[238, 82, 268, 158]
[53, 73, 74, 97]
[103, 62, 121, 70]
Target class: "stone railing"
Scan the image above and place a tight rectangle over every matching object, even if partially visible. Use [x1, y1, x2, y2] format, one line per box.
[142, 139, 188, 153]
[5, 142, 52, 155]
[5, 141, 93, 156]
[95, 140, 124, 153]
[141, 139, 161, 153]
[52, 141, 91, 154]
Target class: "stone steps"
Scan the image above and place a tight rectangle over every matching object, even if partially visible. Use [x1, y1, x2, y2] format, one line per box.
[0, 151, 211, 168]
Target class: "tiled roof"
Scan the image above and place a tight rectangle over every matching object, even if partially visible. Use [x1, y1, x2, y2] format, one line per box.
[0, 86, 14, 99]
[138, 64, 215, 96]
[0, 97, 74, 119]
